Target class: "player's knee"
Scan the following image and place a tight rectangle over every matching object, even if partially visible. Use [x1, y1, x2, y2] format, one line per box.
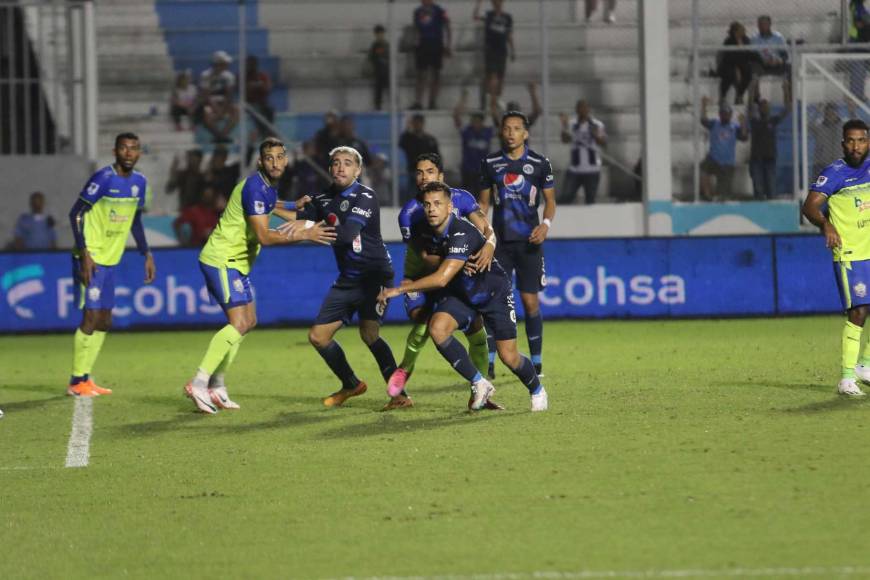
[428, 320, 451, 344]
[308, 327, 328, 349]
[358, 324, 379, 346]
[497, 347, 520, 369]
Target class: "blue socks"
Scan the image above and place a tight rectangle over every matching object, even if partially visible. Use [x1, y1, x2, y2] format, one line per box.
[316, 341, 359, 390]
[526, 311, 543, 366]
[367, 337, 397, 382]
[435, 336, 481, 383]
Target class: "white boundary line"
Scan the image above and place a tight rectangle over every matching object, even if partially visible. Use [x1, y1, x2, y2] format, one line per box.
[332, 567, 870, 580]
[64, 397, 93, 468]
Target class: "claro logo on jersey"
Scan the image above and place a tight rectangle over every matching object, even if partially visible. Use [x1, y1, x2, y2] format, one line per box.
[2, 264, 45, 319]
[352, 206, 372, 218]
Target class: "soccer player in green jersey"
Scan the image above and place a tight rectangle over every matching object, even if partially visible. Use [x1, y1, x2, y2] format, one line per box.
[67, 133, 155, 397]
[185, 138, 336, 413]
[803, 119, 870, 396]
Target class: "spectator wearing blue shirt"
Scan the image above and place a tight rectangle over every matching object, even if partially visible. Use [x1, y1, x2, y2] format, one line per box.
[751, 15, 789, 77]
[700, 96, 748, 200]
[12, 192, 56, 250]
[411, 0, 452, 110]
[453, 89, 494, 194]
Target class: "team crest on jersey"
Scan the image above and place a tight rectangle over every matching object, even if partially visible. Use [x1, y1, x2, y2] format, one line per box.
[233, 278, 245, 293]
[131, 185, 140, 198]
[254, 201, 265, 214]
[523, 164, 534, 175]
[88, 287, 101, 302]
[815, 175, 828, 187]
[856, 283, 867, 298]
[407, 291, 420, 301]
[86, 182, 99, 196]
[504, 173, 525, 192]
[340, 200, 350, 212]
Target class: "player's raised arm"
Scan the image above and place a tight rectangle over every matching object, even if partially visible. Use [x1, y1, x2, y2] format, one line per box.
[246, 213, 335, 246]
[379, 257, 464, 305]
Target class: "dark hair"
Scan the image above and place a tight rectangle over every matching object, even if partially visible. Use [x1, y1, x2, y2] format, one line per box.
[114, 132, 139, 148]
[758, 14, 771, 24]
[420, 180, 451, 199]
[501, 110, 529, 129]
[843, 119, 870, 138]
[415, 152, 444, 173]
[259, 137, 286, 158]
[374, 24, 385, 33]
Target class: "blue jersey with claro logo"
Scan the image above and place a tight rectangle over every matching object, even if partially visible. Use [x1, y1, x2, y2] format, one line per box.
[298, 181, 392, 279]
[397, 187, 480, 243]
[479, 147, 554, 242]
[412, 214, 508, 306]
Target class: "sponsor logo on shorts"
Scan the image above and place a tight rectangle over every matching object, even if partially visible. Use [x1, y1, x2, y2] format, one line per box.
[375, 301, 386, 316]
[856, 282, 867, 298]
[233, 278, 245, 293]
[88, 287, 101, 302]
[352, 206, 372, 218]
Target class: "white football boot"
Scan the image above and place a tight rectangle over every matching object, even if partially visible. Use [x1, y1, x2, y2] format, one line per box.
[469, 378, 495, 411]
[838, 378, 866, 397]
[531, 386, 549, 412]
[184, 382, 218, 414]
[209, 385, 240, 410]
[855, 364, 870, 384]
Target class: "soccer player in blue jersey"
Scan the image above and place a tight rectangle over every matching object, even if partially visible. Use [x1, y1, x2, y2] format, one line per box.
[479, 111, 556, 378]
[379, 181, 548, 411]
[297, 146, 399, 408]
[67, 133, 155, 397]
[185, 138, 336, 414]
[384, 153, 496, 409]
[803, 119, 870, 397]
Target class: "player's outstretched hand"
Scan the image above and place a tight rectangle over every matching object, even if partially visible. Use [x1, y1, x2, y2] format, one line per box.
[305, 221, 337, 245]
[296, 195, 312, 210]
[80, 252, 97, 287]
[529, 222, 549, 245]
[377, 286, 401, 307]
[277, 220, 296, 238]
[469, 242, 495, 273]
[144, 253, 156, 284]
[823, 223, 842, 249]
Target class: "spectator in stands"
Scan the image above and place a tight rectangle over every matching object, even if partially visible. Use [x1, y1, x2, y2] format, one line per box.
[473, 0, 515, 108]
[559, 100, 607, 205]
[411, 0, 451, 110]
[584, 0, 616, 24]
[279, 140, 325, 199]
[490, 81, 542, 128]
[201, 95, 239, 144]
[748, 80, 790, 199]
[717, 22, 753, 105]
[11, 191, 56, 250]
[166, 148, 206, 210]
[454, 88, 494, 194]
[700, 95, 748, 200]
[205, 146, 240, 202]
[335, 115, 386, 187]
[399, 113, 440, 200]
[169, 70, 197, 131]
[751, 15, 789, 77]
[811, 103, 843, 180]
[848, 1, 870, 100]
[173, 186, 223, 248]
[368, 25, 390, 111]
[199, 50, 236, 101]
[314, 110, 341, 170]
[245, 55, 274, 137]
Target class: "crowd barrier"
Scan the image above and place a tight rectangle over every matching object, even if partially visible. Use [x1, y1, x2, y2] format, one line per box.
[0, 235, 841, 333]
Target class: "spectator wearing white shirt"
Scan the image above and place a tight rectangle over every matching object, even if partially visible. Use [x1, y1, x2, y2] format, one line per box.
[559, 100, 607, 205]
[751, 15, 789, 77]
[199, 50, 236, 101]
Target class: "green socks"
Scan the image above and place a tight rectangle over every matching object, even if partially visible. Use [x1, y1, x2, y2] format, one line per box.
[72, 329, 106, 378]
[399, 322, 429, 374]
[214, 334, 245, 375]
[466, 326, 489, 375]
[842, 321, 862, 379]
[198, 325, 244, 376]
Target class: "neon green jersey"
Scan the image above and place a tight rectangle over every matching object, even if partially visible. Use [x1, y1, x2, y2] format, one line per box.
[812, 158, 870, 262]
[199, 173, 278, 275]
[74, 166, 149, 266]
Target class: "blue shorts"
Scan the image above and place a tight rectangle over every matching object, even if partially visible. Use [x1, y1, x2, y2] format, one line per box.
[403, 290, 437, 319]
[314, 271, 394, 326]
[200, 262, 255, 312]
[433, 282, 517, 342]
[834, 259, 870, 310]
[495, 241, 546, 293]
[73, 257, 117, 311]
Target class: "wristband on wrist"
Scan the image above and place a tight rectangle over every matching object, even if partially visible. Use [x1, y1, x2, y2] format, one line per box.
[542, 218, 552, 227]
[304, 220, 315, 229]
[283, 201, 297, 211]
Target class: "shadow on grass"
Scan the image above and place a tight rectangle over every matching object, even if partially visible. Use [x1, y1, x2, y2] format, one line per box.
[0, 392, 66, 412]
[316, 409, 506, 440]
[781, 396, 870, 414]
[3, 383, 65, 395]
[712, 380, 831, 394]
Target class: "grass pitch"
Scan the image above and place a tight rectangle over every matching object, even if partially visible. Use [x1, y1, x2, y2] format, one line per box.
[2, 317, 870, 579]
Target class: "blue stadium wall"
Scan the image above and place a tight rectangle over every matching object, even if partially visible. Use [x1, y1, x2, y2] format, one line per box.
[0, 235, 840, 333]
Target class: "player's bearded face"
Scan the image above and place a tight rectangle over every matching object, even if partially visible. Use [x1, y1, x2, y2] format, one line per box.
[422, 192, 451, 227]
[114, 139, 141, 172]
[330, 154, 361, 188]
[843, 130, 870, 167]
[259, 148, 288, 180]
